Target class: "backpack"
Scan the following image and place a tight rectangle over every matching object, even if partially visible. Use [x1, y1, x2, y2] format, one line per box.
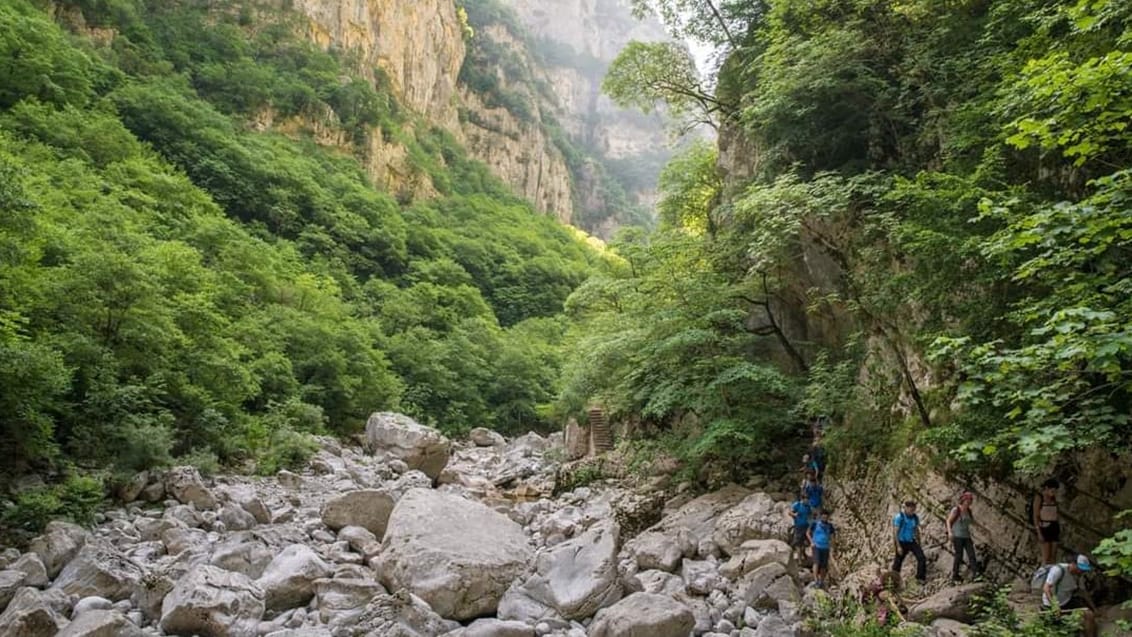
[1030, 564, 1066, 594]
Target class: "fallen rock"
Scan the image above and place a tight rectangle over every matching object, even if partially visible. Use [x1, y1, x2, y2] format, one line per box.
[337, 526, 380, 557]
[378, 488, 532, 620]
[56, 609, 144, 637]
[588, 592, 695, 637]
[314, 577, 385, 627]
[339, 589, 460, 637]
[682, 559, 727, 595]
[257, 544, 332, 611]
[209, 537, 274, 579]
[320, 490, 395, 536]
[164, 466, 218, 510]
[908, 583, 990, 624]
[719, 539, 791, 580]
[72, 595, 113, 615]
[0, 587, 70, 637]
[160, 564, 265, 637]
[363, 412, 450, 480]
[218, 485, 271, 525]
[28, 520, 88, 579]
[711, 493, 781, 556]
[447, 618, 536, 637]
[217, 504, 257, 532]
[623, 531, 684, 573]
[469, 427, 505, 447]
[51, 540, 143, 601]
[10, 553, 48, 588]
[504, 521, 621, 621]
[930, 618, 973, 637]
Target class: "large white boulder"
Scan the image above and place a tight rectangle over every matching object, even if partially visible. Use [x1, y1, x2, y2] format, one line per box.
[51, 540, 143, 601]
[711, 492, 782, 556]
[56, 609, 144, 637]
[256, 545, 332, 611]
[28, 520, 88, 579]
[320, 490, 395, 536]
[164, 466, 218, 510]
[363, 412, 450, 479]
[160, 565, 265, 637]
[378, 488, 532, 620]
[468, 427, 505, 447]
[314, 577, 385, 627]
[502, 521, 621, 621]
[719, 539, 792, 580]
[588, 592, 695, 637]
[622, 531, 684, 573]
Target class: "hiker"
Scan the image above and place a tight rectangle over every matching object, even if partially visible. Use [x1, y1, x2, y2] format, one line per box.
[803, 470, 824, 510]
[862, 567, 906, 626]
[892, 500, 927, 585]
[947, 491, 980, 582]
[807, 507, 836, 588]
[808, 435, 827, 481]
[1038, 554, 1097, 637]
[789, 491, 813, 564]
[1033, 477, 1061, 564]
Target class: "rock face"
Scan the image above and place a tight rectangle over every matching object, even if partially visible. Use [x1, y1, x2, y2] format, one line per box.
[588, 592, 695, 637]
[378, 488, 533, 620]
[320, 489, 395, 536]
[363, 412, 451, 480]
[160, 565, 265, 637]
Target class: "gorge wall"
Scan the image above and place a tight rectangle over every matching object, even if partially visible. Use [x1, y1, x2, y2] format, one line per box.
[289, 0, 672, 235]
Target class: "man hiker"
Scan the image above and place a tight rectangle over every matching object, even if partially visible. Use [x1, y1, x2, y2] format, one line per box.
[808, 435, 827, 481]
[1040, 554, 1097, 637]
[947, 491, 980, 582]
[803, 471, 824, 511]
[789, 491, 812, 564]
[807, 508, 836, 588]
[892, 500, 927, 585]
[862, 566, 906, 626]
[1033, 477, 1061, 564]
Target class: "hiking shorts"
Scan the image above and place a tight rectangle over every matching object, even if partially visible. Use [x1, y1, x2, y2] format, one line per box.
[1038, 521, 1061, 543]
[1042, 597, 1087, 612]
[814, 547, 831, 569]
[792, 526, 808, 547]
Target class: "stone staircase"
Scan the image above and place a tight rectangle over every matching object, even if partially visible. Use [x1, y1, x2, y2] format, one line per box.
[587, 407, 613, 452]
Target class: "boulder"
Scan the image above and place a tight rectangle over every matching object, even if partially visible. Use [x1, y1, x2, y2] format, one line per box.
[754, 613, 791, 637]
[930, 618, 972, 637]
[588, 592, 695, 637]
[337, 526, 380, 557]
[314, 577, 385, 627]
[320, 490, 395, 536]
[256, 544, 332, 611]
[681, 559, 727, 596]
[623, 531, 684, 573]
[735, 563, 788, 606]
[338, 589, 460, 637]
[164, 466, 218, 510]
[504, 521, 621, 621]
[378, 488, 532, 620]
[469, 427, 505, 447]
[563, 418, 589, 461]
[0, 587, 70, 637]
[51, 540, 143, 601]
[633, 570, 684, 596]
[10, 553, 48, 588]
[56, 609, 144, 637]
[217, 504, 257, 532]
[218, 485, 271, 525]
[160, 564, 265, 637]
[0, 570, 26, 610]
[719, 539, 791, 580]
[72, 595, 113, 615]
[711, 493, 781, 556]
[209, 538, 274, 579]
[28, 520, 88, 578]
[449, 618, 536, 637]
[363, 412, 450, 480]
[117, 472, 149, 504]
[908, 583, 989, 624]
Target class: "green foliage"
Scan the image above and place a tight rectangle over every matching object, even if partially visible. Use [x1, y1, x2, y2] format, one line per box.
[0, 0, 599, 516]
[967, 587, 1080, 637]
[1, 473, 105, 532]
[603, 41, 721, 131]
[803, 591, 925, 637]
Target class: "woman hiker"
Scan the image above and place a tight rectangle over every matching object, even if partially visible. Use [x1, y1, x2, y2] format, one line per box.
[947, 491, 981, 582]
[1033, 477, 1061, 565]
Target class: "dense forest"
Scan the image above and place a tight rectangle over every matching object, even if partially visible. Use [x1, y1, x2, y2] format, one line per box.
[588, 0, 1132, 601]
[0, 0, 604, 526]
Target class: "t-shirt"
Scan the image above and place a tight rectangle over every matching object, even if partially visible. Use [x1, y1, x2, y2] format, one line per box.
[791, 501, 811, 528]
[1042, 564, 1078, 607]
[950, 507, 973, 539]
[804, 482, 824, 508]
[894, 512, 919, 543]
[810, 520, 836, 549]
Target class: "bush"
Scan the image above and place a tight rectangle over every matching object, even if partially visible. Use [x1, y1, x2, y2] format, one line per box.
[1, 472, 105, 532]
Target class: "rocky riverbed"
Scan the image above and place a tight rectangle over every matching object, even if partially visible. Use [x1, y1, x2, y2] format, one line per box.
[0, 412, 1108, 637]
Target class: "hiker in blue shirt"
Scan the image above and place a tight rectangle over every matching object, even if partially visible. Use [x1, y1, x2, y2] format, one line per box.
[803, 471, 824, 510]
[807, 508, 836, 588]
[892, 500, 927, 584]
[789, 493, 812, 564]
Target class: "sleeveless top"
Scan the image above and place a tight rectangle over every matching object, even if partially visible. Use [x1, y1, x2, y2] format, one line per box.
[1039, 496, 1059, 525]
[950, 507, 973, 538]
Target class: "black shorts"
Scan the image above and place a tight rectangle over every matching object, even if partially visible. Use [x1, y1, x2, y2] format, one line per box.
[815, 547, 831, 569]
[1042, 596, 1087, 612]
[1039, 521, 1061, 543]
[792, 526, 808, 547]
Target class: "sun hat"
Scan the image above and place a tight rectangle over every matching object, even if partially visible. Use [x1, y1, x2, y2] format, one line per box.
[1076, 554, 1092, 571]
